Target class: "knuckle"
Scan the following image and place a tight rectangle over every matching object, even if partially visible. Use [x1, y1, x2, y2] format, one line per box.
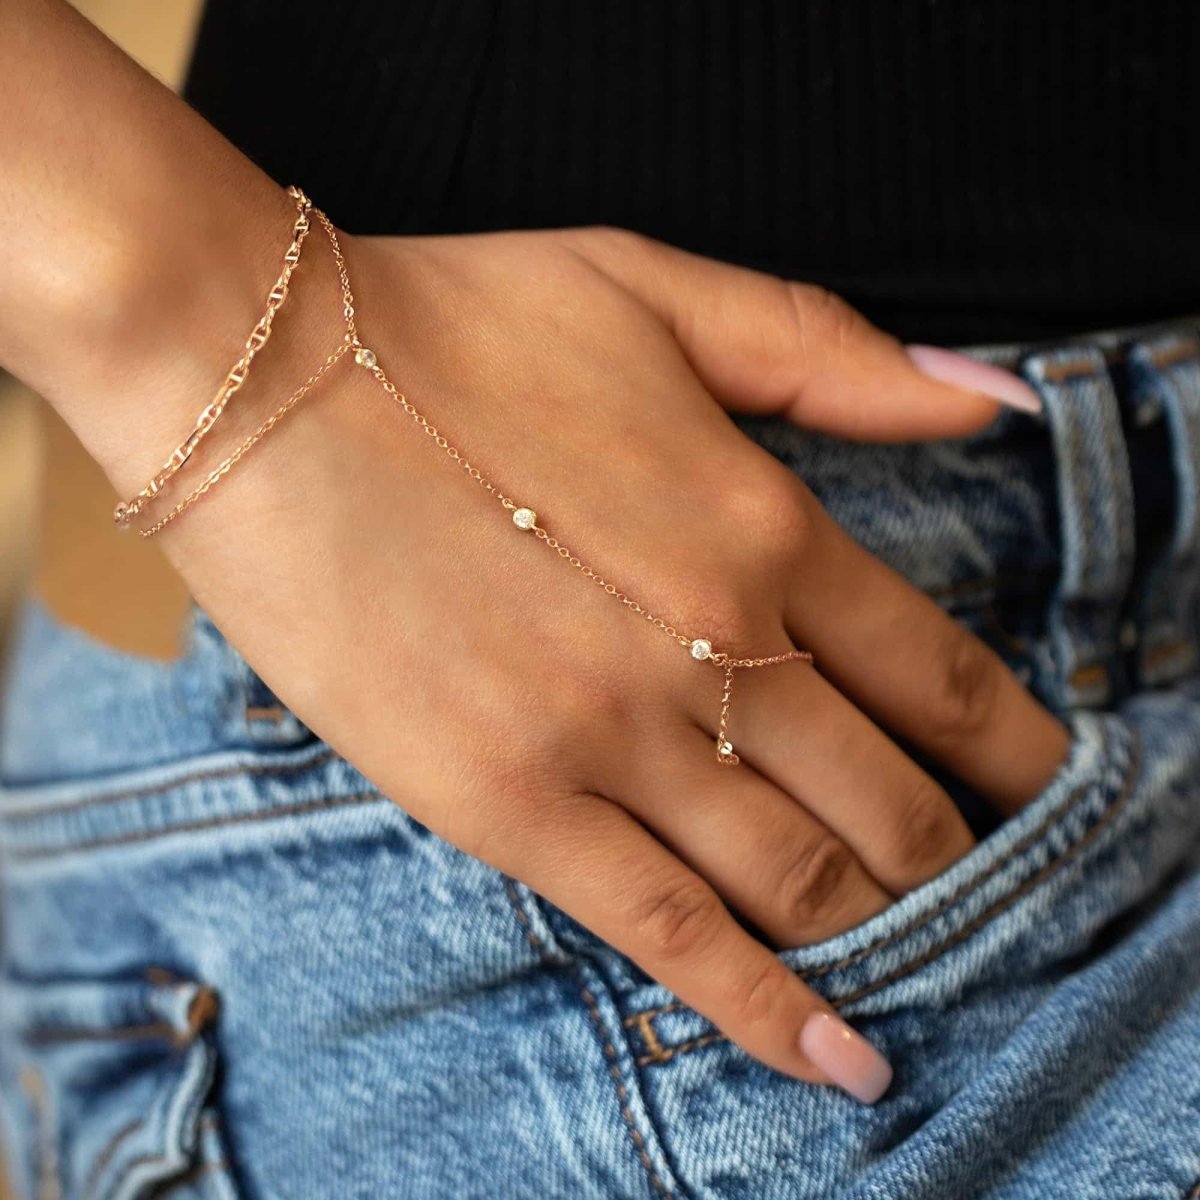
[762, 476, 816, 561]
[568, 224, 657, 265]
[890, 775, 965, 876]
[776, 835, 856, 931]
[632, 880, 723, 964]
[585, 222, 644, 246]
[784, 282, 861, 362]
[746, 467, 814, 554]
[710, 462, 819, 574]
[442, 774, 540, 863]
[729, 961, 789, 1028]
[927, 628, 1003, 743]
[682, 583, 762, 651]
[447, 724, 577, 855]
[558, 669, 634, 736]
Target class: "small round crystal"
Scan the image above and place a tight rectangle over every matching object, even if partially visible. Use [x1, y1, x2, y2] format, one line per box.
[512, 507, 537, 530]
[690, 638, 713, 660]
[354, 347, 377, 369]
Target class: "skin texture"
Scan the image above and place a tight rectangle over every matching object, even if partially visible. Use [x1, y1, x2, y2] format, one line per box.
[0, 0, 1071, 1096]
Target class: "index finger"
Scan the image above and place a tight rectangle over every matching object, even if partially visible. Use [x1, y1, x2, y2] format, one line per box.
[511, 791, 894, 1104]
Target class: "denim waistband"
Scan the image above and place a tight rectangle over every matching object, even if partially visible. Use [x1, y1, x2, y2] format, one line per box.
[3, 312, 1200, 803]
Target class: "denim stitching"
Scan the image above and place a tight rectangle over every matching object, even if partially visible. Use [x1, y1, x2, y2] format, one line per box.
[1143, 638, 1193, 671]
[150, 1161, 234, 1194]
[501, 880, 676, 1199]
[25, 1022, 176, 1046]
[6, 789, 385, 861]
[1068, 663, 1109, 691]
[627, 729, 1140, 1056]
[575, 979, 678, 1199]
[627, 1010, 667, 1063]
[21, 1065, 62, 1200]
[85, 1119, 142, 1200]
[0, 748, 340, 823]
[1041, 357, 1102, 383]
[635, 1033, 723, 1069]
[1147, 338, 1199, 370]
[21, 981, 218, 1045]
[100, 1153, 218, 1200]
[503, 878, 549, 961]
[244, 705, 288, 722]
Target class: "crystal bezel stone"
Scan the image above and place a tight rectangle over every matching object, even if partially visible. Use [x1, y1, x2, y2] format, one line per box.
[354, 347, 377, 368]
[512, 507, 537, 530]
[690, 638, 713, 660]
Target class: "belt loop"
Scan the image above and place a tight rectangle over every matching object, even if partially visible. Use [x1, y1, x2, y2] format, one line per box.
[1127, 333, 1200, 686]
[1022, 347, 1135, 708]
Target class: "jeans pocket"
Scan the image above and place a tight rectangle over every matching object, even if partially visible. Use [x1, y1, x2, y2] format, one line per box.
[0, 971, 241, 1200]
[595, 706, 1144, 1067]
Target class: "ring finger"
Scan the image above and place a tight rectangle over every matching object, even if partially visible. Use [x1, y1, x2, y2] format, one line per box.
[697, 645, 977, 896]
[622, 725, 893, 947]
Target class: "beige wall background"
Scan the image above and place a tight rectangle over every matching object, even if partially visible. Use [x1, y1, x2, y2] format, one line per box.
[1, 4, 203, 1193]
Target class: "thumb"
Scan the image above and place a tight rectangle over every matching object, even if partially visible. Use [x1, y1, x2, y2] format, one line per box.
[568, 228, 1041, 442]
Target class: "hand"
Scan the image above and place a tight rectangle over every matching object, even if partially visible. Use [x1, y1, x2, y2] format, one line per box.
[140, 223, 1069, 1103]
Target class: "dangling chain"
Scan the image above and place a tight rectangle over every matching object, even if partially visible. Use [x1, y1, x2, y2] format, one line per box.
[121, 189, 814, 764]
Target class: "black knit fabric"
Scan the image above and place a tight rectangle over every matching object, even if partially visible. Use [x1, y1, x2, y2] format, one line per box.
[183, 1, 1200, 345]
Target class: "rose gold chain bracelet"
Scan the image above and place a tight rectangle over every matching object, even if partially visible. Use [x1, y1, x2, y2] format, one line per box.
[129, 187, 813, 765]
[113, 185, 314, 526]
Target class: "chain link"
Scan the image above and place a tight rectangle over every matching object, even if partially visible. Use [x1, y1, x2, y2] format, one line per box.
[138, 342, 350, 538]
[114, 186, 314, 526]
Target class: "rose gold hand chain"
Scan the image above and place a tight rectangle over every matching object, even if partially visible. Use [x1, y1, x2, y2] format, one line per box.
[124, 188, 813, 765]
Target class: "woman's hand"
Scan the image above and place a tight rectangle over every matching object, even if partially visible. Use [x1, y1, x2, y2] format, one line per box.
[0, 0, 1065, 1105]
[126, 223, 1069, 1103]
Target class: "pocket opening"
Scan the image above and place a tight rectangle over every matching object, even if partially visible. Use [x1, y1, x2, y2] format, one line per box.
[618, 710, 1141, 1067]
[1, 972, 241, 1200]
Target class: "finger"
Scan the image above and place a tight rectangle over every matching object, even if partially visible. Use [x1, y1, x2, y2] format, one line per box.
[564, 227, 1041, 441]
[621, 726, 893, 947]
[509, 791, 893, 1102]
[784, 504, 1071, 815]
[709, 644, 977, 894]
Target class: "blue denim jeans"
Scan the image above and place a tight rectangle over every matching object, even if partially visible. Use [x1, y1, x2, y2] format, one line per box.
[2, 318, 1199, 1200]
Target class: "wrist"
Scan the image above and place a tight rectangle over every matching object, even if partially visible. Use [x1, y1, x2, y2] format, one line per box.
[56, 182, 357, 513]
[75, 179, 307, 495]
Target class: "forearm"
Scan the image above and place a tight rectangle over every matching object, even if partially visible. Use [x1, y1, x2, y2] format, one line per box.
[0, 0, 304, 490]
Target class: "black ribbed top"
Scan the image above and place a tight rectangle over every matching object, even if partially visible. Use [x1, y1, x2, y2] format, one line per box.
[184, 1, 1200, 345]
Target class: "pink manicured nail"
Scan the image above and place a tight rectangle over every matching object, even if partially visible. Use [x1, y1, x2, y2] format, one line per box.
[800, 1011, 893, 1104]
[906, 344, 1042, 413]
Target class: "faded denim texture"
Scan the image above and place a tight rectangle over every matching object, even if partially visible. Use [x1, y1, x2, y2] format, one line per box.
[1, 318, 1199, 1199]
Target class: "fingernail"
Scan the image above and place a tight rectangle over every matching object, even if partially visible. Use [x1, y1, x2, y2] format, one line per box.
[800, 1011, 893, 1105]
[906, 343, 1042, 414]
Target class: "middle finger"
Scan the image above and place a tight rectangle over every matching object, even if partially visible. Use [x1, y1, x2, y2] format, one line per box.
[703, 653, 977, 896]
[623, 724, 893, 947]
